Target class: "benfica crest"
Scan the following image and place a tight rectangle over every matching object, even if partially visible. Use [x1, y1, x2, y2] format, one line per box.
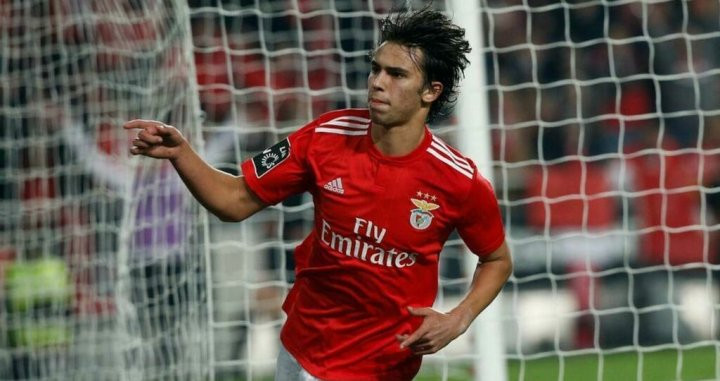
[410, 198, 440, 230]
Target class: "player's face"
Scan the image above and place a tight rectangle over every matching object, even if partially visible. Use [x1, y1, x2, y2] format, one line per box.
[367, 42, 440, 128]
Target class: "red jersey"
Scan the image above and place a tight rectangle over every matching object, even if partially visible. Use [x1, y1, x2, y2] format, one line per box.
[241, 109, 505, 381]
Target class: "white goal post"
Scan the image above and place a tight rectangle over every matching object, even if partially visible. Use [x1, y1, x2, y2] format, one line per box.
[451, 1, 506, 380]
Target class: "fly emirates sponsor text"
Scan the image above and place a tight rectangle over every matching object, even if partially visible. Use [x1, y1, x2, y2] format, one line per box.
[320, 217, 419, 268]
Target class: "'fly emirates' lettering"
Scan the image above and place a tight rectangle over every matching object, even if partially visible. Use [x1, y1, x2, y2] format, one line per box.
[320, 217, 418, 268]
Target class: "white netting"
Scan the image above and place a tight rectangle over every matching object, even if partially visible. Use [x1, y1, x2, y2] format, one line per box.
[0, 1, 209, 380]
[3, 0, 720, 380]
[483, 0, 720, 380]
[193, 0, 720, 380]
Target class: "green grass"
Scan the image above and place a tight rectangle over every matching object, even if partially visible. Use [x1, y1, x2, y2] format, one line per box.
[223, 346, 718, 381]
[415, 345, 718, 381]
[508, 346, 717, 381]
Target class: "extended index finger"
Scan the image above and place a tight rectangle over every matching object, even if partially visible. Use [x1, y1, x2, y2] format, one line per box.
[123, 119, 167, 132]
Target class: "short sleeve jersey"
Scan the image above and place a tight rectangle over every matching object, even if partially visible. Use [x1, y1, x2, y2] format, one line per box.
[241, 109, 505, 381]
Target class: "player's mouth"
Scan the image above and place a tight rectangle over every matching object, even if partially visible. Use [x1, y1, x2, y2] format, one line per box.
[368, 97, 389, 107]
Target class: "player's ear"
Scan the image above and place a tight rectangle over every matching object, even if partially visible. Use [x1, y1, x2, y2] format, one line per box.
[422, 81, 443, 103]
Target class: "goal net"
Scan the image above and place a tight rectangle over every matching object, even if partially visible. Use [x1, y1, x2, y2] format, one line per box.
[1, 1, 209, 380]
[3, 0, 720, 380]
[481, 0, 720, 380]
[193, 0, 720, 380]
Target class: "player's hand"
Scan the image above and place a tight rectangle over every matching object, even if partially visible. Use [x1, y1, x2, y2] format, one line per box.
[396, 306, 467, 355]
[124, 119, 186, 160]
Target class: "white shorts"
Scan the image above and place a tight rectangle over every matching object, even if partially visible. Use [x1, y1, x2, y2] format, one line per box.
[275, 344, 322, 381]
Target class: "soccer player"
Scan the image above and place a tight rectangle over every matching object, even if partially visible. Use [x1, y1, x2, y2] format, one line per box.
[125, 7, 512, 381]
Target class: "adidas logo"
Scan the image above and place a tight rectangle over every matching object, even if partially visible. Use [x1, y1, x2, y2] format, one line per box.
[323, 177, 345, 194]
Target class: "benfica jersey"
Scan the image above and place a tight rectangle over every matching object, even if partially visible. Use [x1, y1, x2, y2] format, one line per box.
[241, 109, 505, 381]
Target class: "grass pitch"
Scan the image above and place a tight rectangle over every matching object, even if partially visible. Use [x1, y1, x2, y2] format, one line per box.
[416, 345, 718, 381]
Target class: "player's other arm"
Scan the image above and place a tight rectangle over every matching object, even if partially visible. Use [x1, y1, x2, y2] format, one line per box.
[124, 119, 266, 222]
[398, 242, 511, 355]
[451, 241, 512, 327]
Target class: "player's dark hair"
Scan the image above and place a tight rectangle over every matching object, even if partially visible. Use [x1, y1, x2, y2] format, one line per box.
[374, 6, 471, 122]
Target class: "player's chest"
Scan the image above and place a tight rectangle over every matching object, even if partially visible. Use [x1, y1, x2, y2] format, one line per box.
[310, 156, 454, 243]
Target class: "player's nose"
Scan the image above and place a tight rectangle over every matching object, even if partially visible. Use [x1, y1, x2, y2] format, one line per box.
[369, 72, 388, 91]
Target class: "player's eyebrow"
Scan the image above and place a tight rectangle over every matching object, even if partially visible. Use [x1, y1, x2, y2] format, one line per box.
[370, 59, 410, 75]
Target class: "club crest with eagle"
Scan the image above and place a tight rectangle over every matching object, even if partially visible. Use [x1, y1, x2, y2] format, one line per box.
[409, 198, 440, 230]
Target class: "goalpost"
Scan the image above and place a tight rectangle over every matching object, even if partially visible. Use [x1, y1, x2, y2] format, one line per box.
[3, 0, 720, 380]
[451, 1, 506, 380]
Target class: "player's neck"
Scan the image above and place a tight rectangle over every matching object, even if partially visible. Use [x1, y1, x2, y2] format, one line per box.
[370, 120, 426, 157]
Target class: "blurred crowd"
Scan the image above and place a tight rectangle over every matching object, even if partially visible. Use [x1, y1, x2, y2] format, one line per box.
[483, 0, 720, 268]
[480, 0, 720, 349]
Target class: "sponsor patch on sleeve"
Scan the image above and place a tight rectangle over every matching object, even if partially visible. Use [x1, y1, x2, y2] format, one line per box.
[251, 138, 291, 178]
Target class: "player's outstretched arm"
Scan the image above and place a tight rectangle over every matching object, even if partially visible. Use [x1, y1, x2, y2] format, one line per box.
[124, 119, 266, 222]
[397, 242, 512, 355]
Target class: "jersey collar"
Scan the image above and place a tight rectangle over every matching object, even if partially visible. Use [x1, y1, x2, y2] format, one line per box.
[365, 126, 433, 164]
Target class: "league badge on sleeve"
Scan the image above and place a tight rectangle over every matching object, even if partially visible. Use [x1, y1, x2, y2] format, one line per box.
[410, 193, 440, 230]
[252, 138, 291, 178]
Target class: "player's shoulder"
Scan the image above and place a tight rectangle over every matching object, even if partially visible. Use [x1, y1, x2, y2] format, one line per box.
[310, 108, 371, 137]
[289, 109, 370, 155]
[424, 134, 498, 204]
[425, 133, 478, 182]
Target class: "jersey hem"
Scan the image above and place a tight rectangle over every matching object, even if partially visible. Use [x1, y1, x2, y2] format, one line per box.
[280, 336, 417, 381]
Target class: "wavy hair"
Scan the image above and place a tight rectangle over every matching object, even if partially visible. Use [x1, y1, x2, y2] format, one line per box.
[374, 6, 471, 122]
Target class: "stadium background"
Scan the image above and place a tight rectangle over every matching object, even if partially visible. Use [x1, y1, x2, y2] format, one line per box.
[1, 0, 719, 380]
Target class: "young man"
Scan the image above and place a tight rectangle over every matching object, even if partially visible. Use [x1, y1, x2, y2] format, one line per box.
[126, 7, 512, 381]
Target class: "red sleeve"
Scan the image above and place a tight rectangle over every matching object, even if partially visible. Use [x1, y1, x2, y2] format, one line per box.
[456, 173, 506, 257]
[240, 123, 315, 205]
